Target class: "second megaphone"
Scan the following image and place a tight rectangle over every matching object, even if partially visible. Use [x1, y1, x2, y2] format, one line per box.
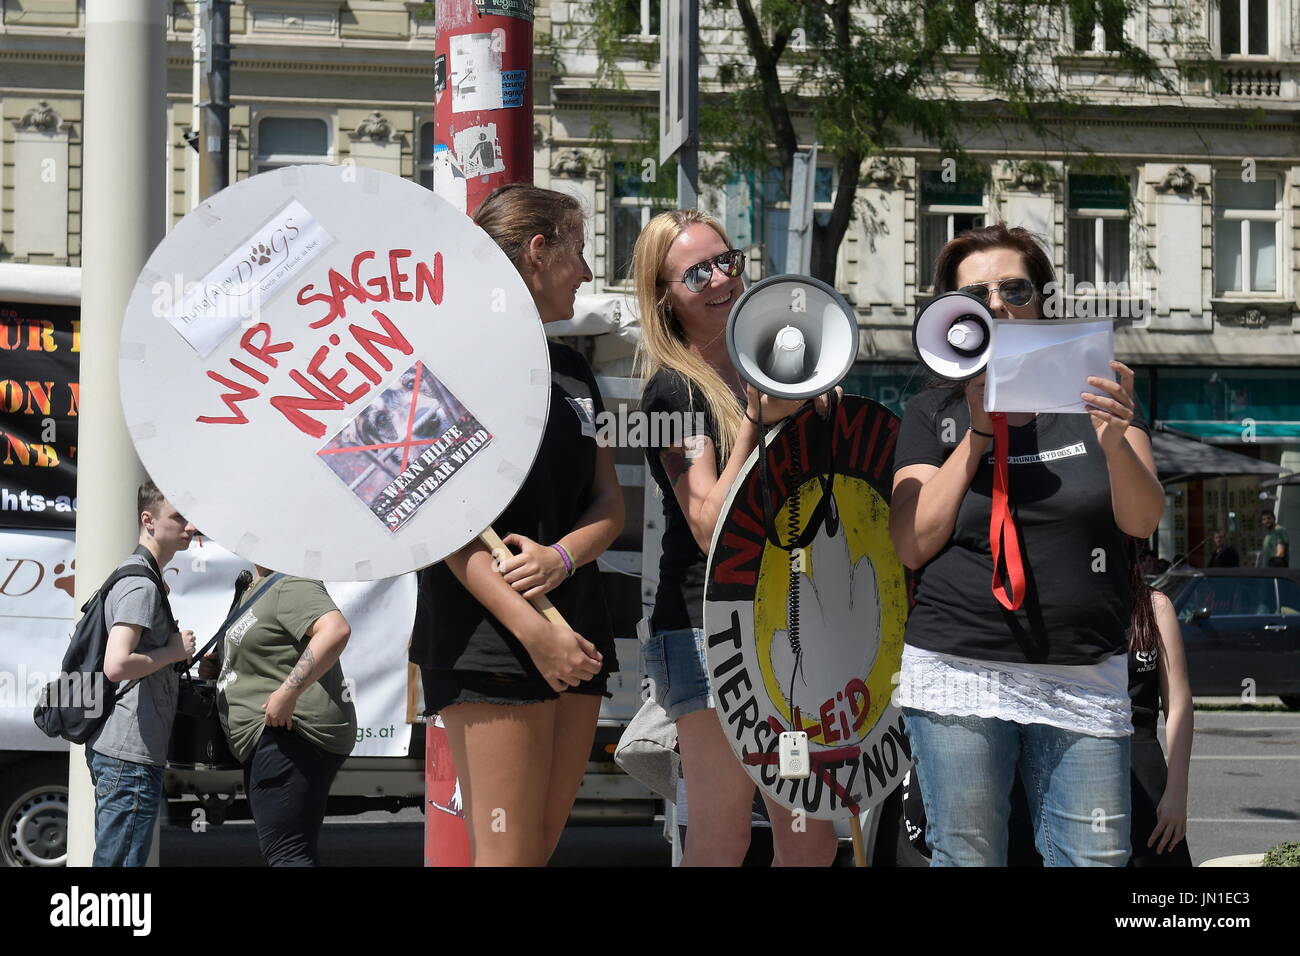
[725, 275, 858, 400]
[912, 291, 995, 382]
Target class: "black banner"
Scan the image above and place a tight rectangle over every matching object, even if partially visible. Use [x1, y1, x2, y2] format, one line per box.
[0, 302, 79, 530]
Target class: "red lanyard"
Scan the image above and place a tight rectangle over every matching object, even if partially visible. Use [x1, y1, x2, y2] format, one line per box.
[988, 412, 1025, 611]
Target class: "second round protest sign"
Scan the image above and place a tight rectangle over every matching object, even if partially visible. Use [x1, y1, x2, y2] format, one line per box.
[119, 165, 550, 581]
[704, 397, 910, 821]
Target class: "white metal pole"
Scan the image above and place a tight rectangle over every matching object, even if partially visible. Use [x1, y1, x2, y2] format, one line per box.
[191, 10, 203, 210]
[676, 0, 699, 210]
[71, 0, 166, 868]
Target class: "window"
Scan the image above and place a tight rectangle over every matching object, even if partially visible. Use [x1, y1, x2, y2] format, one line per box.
[255, 117, 329, 173]
[1067, 174, 1130, 287]
[1278, 578, 1300, 616]
[918, 170, 986, 289]
[617, 0, 659, 36]
[1214, 176, 1281, 295]
[1072, 3, 1125, 51]
[417, 122, 435, 190]
[1220, 0, 1269, 55]
[609, 160, 675, 284]
[1182, 577, 1276, 618]
[761, 165, 833, 275]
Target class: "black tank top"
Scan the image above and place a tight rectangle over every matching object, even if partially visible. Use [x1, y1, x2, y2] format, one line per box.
[1128, 645, 1160, 739]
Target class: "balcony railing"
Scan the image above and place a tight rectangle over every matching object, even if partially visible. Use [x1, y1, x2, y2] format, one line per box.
[1219, 67, 1283, 97]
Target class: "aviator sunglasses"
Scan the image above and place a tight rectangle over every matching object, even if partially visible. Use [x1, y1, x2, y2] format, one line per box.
[957, 276, 1035, 307]
[665, 249, 746, 293]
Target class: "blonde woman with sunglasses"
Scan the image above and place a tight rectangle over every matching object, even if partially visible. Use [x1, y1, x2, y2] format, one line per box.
[630, 210, 838, 866]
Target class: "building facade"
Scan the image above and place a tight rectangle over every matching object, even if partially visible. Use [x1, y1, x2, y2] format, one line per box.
[2, 0, 1298, 565]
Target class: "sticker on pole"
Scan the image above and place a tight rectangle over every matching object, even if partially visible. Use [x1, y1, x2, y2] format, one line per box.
[703, 397, 910, 821]
[119, 165, 549, 581]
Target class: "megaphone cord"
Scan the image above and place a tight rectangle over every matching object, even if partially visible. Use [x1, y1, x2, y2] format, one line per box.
[787, 424, 804, 692]
[752, 402, 807, 709]
[751, 396, 851, 713]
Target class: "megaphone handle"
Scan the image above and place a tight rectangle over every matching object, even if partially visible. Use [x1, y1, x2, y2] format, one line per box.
[478, 526, 570, 628]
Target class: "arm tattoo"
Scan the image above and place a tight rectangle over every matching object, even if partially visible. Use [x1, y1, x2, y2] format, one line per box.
[661, 447, 695, 485]
[285, 646, 317, 690]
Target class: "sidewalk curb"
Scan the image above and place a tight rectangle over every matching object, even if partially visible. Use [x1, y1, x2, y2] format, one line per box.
[1199, 854, 1266, 867]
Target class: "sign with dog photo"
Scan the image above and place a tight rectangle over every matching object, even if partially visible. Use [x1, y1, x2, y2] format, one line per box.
[317, 361, 493, 533]
[118, 166, 549, 581]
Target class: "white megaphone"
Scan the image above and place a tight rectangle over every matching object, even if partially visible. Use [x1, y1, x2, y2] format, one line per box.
[911, 291, 995, 382]
[726, 275, 858, 400]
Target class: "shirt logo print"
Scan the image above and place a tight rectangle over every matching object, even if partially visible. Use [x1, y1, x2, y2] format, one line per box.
[985, 442, 1088, 466]
[226, 610, 257, 646]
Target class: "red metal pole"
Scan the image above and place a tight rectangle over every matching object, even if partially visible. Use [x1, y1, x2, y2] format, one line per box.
[424, 716, 472, 867]
[425, 0, 535, 868]
[432, 0, 535, 216]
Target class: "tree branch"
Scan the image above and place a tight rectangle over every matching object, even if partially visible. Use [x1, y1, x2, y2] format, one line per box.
[811, 148, 862, 284]
[735, 0, 798, 166]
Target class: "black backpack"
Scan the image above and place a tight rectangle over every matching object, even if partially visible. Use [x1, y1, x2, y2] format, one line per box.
[32, 550, 174, 744]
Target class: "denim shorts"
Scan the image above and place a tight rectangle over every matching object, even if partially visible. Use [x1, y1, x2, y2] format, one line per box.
[422, 668, 611, 715]
[640, 627, 713, 721]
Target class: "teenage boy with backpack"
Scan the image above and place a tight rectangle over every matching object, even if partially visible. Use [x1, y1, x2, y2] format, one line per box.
[85, 480, 197, 866]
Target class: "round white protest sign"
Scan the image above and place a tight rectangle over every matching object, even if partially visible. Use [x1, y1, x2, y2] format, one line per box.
[119, 165, 549, 580]
[703, 397, 910, 821]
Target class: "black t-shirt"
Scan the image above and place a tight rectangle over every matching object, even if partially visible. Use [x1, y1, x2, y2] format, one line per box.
[410, 341, 617, 678]
[641, 369, 727, 633]
[894, 385, 1149, 665]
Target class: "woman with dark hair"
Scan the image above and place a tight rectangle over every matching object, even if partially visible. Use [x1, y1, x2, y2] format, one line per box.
[890, 223, 1164, 866]
[1127, 570, 1194, 866]
[409, 184, 624, 866]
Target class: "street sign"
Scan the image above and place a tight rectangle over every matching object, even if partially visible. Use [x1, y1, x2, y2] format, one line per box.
[659, 0, 697, 167]
[785, 145, 819, 275]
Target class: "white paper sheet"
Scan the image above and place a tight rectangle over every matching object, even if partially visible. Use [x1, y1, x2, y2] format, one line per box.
[449, 33, 504, 112]
[985, 318, 1115, 414]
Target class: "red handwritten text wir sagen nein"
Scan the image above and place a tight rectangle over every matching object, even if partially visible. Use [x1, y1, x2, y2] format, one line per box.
[196, 248, 443, 439]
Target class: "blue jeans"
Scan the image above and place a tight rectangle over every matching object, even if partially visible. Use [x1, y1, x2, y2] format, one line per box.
[640, 627, 713, 721]
[86, 749, 165, 867]
[902, 708, 1131, 867]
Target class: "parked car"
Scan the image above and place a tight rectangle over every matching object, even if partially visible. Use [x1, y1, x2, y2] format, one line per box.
[1152, 567, 1300, 708]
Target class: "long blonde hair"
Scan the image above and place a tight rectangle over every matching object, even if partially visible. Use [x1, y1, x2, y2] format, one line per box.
[630, 210, 743, 462]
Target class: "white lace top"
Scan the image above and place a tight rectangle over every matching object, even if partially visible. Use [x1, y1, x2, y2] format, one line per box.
[894, 644, 1133, 738]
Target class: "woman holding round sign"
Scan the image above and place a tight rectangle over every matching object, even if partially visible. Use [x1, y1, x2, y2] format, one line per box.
[889, 223, 1163, 866]
[631, 209, 838, 866]
[410, 185, 624, 866]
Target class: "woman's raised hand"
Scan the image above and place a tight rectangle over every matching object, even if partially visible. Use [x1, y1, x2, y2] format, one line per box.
[964, 373, 994, 436]
[745, 385, 843, 425]
[1083, 360, 1138, 453]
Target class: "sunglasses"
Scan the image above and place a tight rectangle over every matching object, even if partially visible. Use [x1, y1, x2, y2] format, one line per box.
[957, 277, 1035, 307]
[666, 249, 746, 293]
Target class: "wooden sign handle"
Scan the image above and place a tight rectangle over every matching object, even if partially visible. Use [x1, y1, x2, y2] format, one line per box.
[478, 526, 570, 628]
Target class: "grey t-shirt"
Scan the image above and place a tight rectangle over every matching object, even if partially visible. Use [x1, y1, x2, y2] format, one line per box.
[88, 554, 179, 767]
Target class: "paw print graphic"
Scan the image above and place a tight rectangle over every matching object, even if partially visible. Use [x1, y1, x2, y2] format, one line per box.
[53, 560, 75, 598]
[249, 242, 272, 266]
